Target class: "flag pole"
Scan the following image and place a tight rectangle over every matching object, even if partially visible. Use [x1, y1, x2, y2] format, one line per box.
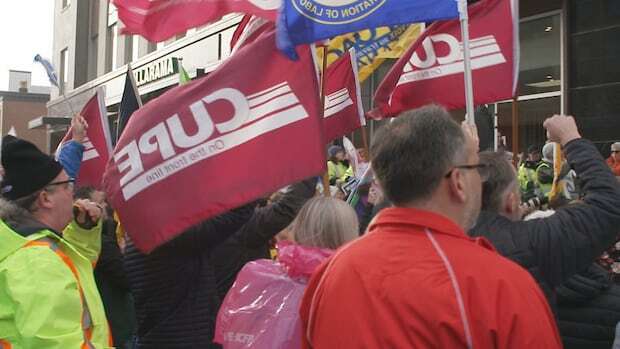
[117, 64, 131, 142]
[511, 95, 519, 165]
[458, 0, 475, 124]
[320, 46, 331, 197]
[493, 105, 499, 151]
[62, 91, 76, 117]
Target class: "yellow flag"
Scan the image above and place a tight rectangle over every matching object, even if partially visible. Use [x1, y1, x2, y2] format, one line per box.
[548, 143, 564, 202]
[317, 24, 423, 82]
[113, 211, 127, 250]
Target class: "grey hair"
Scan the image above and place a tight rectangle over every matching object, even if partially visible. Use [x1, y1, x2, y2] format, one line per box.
[370, 105, 467, 205]
[542, 143, 554, 163]
[12, 190, 43, 213]
[289, 197, 359, 249]
[0, 197, 38, 228]
[479, 151, 518, 212]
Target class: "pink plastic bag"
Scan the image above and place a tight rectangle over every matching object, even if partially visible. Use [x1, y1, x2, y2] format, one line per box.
[214, 242, 333, 349]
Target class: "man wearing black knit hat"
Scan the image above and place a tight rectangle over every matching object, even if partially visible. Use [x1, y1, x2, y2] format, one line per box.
[0, 136, 112, 348]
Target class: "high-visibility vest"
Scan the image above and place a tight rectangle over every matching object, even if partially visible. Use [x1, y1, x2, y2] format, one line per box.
[0, 219, 113, 349]
[536, 162, 554, 197]
[23, 238, 100, 349]
[518, 163, 538, 192]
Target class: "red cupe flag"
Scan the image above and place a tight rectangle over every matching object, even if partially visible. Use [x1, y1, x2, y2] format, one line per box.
[373, 0, 519, 118]
[103, 29, 325, 253]
[58, 88, 113, 188]
[322, 49, 365, 143]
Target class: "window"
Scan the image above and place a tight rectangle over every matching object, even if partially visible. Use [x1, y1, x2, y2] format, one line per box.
[492, 12, 564, 153]
[60, 48, 69, 94]
[90, 0, 100, 35]
[106, 23, 118, 72]
[132, 36, 140, 62]
[569, 0, 620, 143]
[495, 96, 561, 152]
[88, 35, 98, 80]
[107, 2, 118, 26]
[107, 2, 119, 71]
[147, 41, 157, 54]
[518, 14, 562, 96]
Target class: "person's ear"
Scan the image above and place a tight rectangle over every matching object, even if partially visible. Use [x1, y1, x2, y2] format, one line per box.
[503, 191, 517, 216]
[447, 170, 467, 203]
[36, 190, 54, 210]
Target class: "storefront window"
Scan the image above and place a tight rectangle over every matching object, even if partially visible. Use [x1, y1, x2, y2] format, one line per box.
[492, 11, 563, 153]
[518, 14, 561, 96]
[495, 96, 561, 153]
[569, 0, 620, 145]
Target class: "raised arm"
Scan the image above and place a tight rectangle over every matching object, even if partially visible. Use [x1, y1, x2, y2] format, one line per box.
[522, 115, 620, 286]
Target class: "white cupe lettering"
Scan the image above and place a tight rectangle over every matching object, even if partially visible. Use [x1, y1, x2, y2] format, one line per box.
[115, 141, 144, 187]
[138, 122, 176, 160]
[209, 88, 250, 134]
[167, 99, 216, 149]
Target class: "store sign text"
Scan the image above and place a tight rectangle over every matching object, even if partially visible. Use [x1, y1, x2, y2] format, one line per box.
[134, 57, 178, 87]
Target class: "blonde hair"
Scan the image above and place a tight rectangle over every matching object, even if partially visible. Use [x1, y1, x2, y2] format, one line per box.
[289, 197, 359, 249]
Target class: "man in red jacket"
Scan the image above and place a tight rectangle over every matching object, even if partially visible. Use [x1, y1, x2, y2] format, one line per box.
[300, 105, 562, 348]
[607, 142, 620, 176]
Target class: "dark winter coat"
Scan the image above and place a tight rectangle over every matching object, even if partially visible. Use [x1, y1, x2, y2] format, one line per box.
[556, 264, 620, 349]
[209, 179, 317, 302]
[94, 219, 136, 349]
[124, 205, 255, 349]
[124, 180, 316, 349]
[469, 139, 620, 306]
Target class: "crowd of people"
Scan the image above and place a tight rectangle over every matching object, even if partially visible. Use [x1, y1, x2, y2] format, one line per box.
[1, 104, 620, 348]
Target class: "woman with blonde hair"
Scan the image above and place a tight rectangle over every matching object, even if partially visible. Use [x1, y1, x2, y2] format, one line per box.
[215, 196, 359, 348]
[288, 196, 359, 249]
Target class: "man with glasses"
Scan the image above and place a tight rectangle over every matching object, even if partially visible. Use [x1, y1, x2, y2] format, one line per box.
[300, 105, 561, 348]
[0, 136, 112, 348]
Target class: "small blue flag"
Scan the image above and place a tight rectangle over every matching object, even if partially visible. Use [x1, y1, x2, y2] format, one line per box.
[34, 54, 60, 88]
[277, 0, 459, 59]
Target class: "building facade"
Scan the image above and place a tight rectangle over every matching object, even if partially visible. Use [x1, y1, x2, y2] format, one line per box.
[0, 71, 50, 152]
[46, 0, 240, 152]
[47, 0, 620, 155]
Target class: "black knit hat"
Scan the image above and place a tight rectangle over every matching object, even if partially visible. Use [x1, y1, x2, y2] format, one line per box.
[1, 135, 64, 200]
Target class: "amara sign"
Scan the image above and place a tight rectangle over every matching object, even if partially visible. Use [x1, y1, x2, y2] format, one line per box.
[133, 57, 179, 87]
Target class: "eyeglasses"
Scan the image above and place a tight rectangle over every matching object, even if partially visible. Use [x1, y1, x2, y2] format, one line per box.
[46, 178, 76, 190]
[445, 164, 490, 182]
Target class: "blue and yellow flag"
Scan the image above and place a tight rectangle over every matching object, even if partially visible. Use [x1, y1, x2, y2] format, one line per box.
[317, 24, 423, 82]
[277, 0, 457, 58]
